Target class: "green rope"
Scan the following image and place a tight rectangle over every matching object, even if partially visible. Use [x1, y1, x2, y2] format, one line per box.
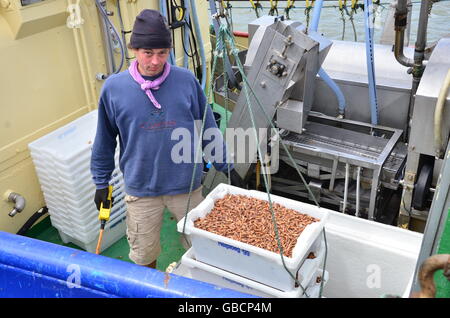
[340, 7, 346, 40]
[182, 35, 222, 239]
[222, 45, 232, 183]
[305, 6, 312, 30]
[221, 24, 320, 209]
[220, 24, 307, 295]
[348, 7, 358, 41]
[217, 22, 329, 295]
[187, 19, 328, 296]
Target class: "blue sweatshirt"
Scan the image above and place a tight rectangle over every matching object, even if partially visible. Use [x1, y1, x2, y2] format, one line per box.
[90, 65, 232, 197]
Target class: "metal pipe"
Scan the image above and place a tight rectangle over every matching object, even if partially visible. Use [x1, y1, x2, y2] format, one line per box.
[397, 0, 409, 18]
[394, 0, 414, 142]
[70, 18, 95, 109]
[343, 163, 349, 214]
[356, 166, 361, 217]
[189, 0, 207, 89]
[413, 0, 432, 73]
[393, 0, 414, 67]
[394, 27, 414, 67]
[7, 192, 26, 217]
[434, 68, 450, 158]
[395, 0, 434, 141]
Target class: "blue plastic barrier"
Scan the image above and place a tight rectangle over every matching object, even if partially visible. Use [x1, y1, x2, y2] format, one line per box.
[0, 231, 255, 298]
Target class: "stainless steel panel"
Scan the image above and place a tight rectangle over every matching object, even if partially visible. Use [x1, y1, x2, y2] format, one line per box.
[276, 99, 305, 134]
[313, 78, 411, 130]
[205, 21, 328, 193]
[279, 114, 405, 219]
[311, 40, 413, 130]
[409, 38, 450, 156]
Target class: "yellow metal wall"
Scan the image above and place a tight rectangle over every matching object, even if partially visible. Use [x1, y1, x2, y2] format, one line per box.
[0, 0, 212, 233]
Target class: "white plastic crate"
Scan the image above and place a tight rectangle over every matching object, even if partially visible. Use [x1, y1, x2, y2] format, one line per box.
[179, 248, 328, 298]
[50, 217, 73, 234]
[177, 183, 330, 291]
[59, 205, 127, 244]
[58, 214, 127, 254]
[28, 110, 127, 252]
[68, 197, 126, 232]
[28, 111, 98, 166]
[69, 190, 126, 224]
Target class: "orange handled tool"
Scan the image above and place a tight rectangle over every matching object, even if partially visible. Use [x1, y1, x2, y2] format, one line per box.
[95, 185, 113, 255]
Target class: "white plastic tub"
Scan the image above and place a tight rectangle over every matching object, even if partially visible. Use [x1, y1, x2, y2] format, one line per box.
[28, 110, 127, 252]
[177, 183, 330, 291]
[179, 247, 328, 298]
[58, 214, 127, 254]
[58, 205, 127, 245]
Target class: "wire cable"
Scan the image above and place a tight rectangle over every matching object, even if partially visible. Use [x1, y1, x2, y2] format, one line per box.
[191, 23, 328, 297]
[95, 0, 125, 75]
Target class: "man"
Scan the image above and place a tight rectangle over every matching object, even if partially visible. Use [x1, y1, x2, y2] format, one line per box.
[90, 9, 243, 269]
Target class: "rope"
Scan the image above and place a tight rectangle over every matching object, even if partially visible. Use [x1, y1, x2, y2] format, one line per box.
[219, 24, 307, 295]
[249, 0, 264, 17]
[269, 0, 279, 15]
[347, 0, 358, 41]
[181, 33, 221, 241]
[339, 0, 346, 40]
[304, 0, 315, 30]
[213, 22, 328, 296]
[285, 0, 296, 19]
[184, 16, 328, 296]
[222, 27, 321, 209]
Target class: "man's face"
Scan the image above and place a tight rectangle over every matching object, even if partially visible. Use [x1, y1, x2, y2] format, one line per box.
[133, 48, 170, 76]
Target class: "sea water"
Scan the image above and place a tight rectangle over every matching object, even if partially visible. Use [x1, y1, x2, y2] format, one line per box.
[212, 1, 450, 44]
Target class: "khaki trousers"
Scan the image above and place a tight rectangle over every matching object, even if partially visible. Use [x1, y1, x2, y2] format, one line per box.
[124, 186, 204, 266]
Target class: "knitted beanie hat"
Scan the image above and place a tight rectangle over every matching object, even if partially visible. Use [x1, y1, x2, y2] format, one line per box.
[129, 9, 172, 49]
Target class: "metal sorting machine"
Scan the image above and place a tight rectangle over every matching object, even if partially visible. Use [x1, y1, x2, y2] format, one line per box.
[205, 16, 450, 226]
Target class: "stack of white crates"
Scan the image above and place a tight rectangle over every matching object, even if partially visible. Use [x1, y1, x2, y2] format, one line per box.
[176, 183, 330, 298]
[28, 111, 127, 253]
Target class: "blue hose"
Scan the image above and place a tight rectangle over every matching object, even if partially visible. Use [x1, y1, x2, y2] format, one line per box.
[189, 0, 207, 90]
[159, 0, 176, 65]
[309, 0, 346, 116]
[309, 0, 324, 31]
[318, 68, 346, 115]
[363, 0, 379, 125]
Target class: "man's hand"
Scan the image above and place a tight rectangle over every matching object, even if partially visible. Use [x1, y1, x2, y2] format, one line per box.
[225, 169, 246, 188]
[94, 187, 113, 211]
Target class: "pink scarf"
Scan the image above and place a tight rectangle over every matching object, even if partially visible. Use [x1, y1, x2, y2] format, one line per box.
[128, 60, 171, 109]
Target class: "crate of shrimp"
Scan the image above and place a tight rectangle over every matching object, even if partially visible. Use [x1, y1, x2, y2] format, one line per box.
[177, 183, 329, 291]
